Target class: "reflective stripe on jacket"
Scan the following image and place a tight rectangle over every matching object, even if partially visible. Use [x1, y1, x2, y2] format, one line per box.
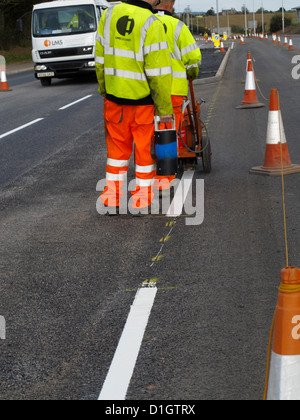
[155, 11, 202, 96]
[95, 2, 173, 116]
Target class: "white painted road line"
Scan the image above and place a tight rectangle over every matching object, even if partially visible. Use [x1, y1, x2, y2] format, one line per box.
[59, 95, 93, 110]
[166, 170, 195, 217]
[98, 172, 195, 400]
[0, 118, 44, 140]
[98, 286, 158, 400]
[0, 96, 93, 140]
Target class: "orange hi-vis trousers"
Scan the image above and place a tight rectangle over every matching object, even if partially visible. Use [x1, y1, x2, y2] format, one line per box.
[100, 99, 156, 209]
[154, 96, 184, 191]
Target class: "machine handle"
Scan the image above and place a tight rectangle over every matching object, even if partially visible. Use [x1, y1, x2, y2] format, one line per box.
[154, 115, 176, 132]
[188, 77, 200, 145]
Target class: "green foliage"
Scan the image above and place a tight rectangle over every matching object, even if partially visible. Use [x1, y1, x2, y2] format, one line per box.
[270, 14, 292, 32]
[231, 25, 244, 34]
[0, 27, 17, 50]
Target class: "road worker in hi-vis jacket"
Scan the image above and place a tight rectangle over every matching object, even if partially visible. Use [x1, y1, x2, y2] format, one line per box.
[153, 0, 202, 191]
[95, 0, 174, 212]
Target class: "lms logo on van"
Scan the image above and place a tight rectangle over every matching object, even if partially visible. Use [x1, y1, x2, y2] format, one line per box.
[44, 40, 63, 47]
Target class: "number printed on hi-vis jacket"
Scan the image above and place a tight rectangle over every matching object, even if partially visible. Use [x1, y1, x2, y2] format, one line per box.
[291, 315, 300, 340]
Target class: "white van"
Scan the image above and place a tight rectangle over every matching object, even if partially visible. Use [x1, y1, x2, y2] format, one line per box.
[32, 0, 110, 86]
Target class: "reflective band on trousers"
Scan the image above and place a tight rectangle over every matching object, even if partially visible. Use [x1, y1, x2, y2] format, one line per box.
[106, 172, 127, 182]
[136, 178, 154, 187]
[107, 158, 130, 167]
[135, 164, 156, 173]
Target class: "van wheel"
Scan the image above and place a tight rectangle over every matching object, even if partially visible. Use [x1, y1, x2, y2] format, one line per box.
[40, 78, 52, 87]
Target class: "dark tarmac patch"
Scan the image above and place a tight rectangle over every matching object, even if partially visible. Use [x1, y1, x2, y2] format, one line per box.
[198, 48, 227, 79]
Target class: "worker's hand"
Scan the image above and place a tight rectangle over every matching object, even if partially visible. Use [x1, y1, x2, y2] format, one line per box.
[159, 115, 173, 124]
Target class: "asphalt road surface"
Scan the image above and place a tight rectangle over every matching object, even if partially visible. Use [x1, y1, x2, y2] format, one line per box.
[0, 38, 300, 400]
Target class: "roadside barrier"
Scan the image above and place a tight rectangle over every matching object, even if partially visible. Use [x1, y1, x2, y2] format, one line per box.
[264, 267, 300, 400]
[0, 58, 11, 92]
[236, 57, 264, 109]
[250, 89, 300, 176]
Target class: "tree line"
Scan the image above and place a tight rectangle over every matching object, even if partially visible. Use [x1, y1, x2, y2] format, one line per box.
[0, 0, 40, 49]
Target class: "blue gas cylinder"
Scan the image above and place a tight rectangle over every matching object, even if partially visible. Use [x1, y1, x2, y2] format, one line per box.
[154, 116, 178, 176]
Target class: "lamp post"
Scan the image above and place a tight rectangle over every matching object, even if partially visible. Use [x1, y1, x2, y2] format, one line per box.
[262, 0, 264, 36]
[244, 3, 248, 37]
[253, 0, 255, 35]
[216, 0, 220, 34]
[282, 0, 285, 34]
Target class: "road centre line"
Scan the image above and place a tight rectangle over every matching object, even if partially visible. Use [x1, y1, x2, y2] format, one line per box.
[59, 95, 93, 110]
[0, 95, 93, 140]
[99, 171, 195, 400]
[98, 286, 158, 400]
[0, 118, 44, 140]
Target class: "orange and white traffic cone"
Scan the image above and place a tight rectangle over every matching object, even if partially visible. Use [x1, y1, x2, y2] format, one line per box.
[220, 38, 225, 52]
[277, 35, 281, 46]
[237, 58, 264, 109]
[289, 37, 294, 51]
[250, 89, 300, 176]
[284, 35, 289, 47]
[244, 51, 252, 76]
[265, 267, 300, 400]
[240, 35, 245, 45]
[0, 65, 11, 92]
[242, 52, 260, 83]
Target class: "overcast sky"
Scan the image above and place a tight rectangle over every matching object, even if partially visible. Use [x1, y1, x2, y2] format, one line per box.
[174, 0, 299, 13]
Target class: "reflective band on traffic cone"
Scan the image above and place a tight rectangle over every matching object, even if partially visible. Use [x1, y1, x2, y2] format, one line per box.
[289, 37, 294, 51]
[236, 58, 264, 109]
[250, 89, 300, 176]
[0, 65, 11, 92]
[266, 267, 300, 400]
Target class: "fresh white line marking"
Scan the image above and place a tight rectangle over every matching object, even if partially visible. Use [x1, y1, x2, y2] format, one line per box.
[98, 286, 158, 400]
[166, 170, 195, 217]
[0, 118, 44, 140]
[59, 95, 93, 110]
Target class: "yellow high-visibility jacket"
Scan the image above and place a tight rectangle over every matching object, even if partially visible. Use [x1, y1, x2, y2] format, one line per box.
[95, 0, 173, 116]
[155, 10, 202, 96]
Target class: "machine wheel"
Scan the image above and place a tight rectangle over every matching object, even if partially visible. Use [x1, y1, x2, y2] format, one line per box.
[200, 123, 212, 173]
[40, 78, 52, 87]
